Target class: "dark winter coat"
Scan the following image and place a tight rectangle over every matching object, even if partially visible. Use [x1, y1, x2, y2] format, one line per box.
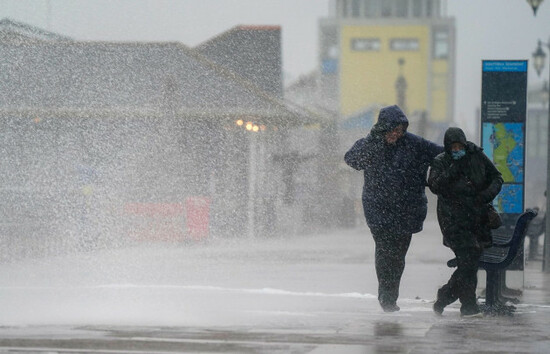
[428, 127, 503, 250]
[344, 105, 443, 235]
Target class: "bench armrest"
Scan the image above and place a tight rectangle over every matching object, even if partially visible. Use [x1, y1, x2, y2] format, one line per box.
[491, 242, 512, 248]
[447, 258, 457, 267]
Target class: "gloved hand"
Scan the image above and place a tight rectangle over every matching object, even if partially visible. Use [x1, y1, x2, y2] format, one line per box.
[452, 176, 476, 197]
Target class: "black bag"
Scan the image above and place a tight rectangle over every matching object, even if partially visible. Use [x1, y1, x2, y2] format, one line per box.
[486, 204, 502, 229]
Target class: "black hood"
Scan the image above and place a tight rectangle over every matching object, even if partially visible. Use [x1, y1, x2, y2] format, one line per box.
[370, 105, 409, 137]
[443, 127, 468, 154]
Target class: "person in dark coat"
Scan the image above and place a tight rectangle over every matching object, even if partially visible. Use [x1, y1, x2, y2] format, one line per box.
[344, 105, 443, 312]
[428, 127, 503, 317]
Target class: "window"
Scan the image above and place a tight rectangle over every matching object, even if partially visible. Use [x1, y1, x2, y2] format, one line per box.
[351, 38, 381, 51]
[363, 0, 378, 17]
[381, 0, 393, 17]
[395, 0, 408, 17]
[352, 0, 361, 17]
[390, 38, 420, 51]
[433, 30, 449, 59]
[341, 0, 350, 17]
[413, 0, 423, 17]
[426, 0, 433, 17]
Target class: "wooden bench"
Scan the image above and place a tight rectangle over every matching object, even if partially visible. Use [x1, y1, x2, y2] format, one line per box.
[447, 209, 537, 315]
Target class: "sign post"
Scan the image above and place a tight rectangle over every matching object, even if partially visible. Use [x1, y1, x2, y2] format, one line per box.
[480, 60, 528, 274]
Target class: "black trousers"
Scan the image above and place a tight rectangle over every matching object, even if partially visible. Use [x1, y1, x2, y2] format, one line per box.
[437, 247, 482, 312]
[372, 232, 412, 306]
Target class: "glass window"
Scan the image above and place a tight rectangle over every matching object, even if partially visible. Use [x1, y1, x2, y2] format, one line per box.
[426, 0, 433, 17]
[342, 0, 350, 17]
[413, 0, 423, 17]
[363, 0, 377, 17]
[381, 0, 393, 17]
[352, 0, 361, 17]
[390, 38, 420, 51]
[395, 0, 408, 17]
[433, 30, 449, 59]
[351, 38, 381, 51]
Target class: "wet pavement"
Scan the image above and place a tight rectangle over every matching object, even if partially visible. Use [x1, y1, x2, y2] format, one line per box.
[0, 219, 549, 353]
[1, 302, 550, 353]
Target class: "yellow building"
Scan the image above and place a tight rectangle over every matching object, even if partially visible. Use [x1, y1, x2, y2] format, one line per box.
[320, 0, 455, 129]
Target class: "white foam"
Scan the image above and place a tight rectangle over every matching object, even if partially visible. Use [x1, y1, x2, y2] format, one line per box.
[92, 284, 379, 299]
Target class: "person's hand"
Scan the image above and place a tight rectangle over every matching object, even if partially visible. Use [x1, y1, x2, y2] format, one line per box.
[453, 177, 476, 196]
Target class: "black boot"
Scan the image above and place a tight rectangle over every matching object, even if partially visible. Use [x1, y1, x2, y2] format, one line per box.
[433, 300, 445, 315]
[433, 287, 453, 315]
[380, 302, 400, 312]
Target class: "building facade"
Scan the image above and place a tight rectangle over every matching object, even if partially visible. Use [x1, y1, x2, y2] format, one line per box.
[285, 0, 457, 227]
[0, 19, 317, 259]
[320, 0, 456, 137]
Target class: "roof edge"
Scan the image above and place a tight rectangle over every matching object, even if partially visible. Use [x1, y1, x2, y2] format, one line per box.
[0, 17, 73, 41]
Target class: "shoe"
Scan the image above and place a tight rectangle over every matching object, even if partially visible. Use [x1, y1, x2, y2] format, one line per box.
[461, 311, 483, 318]
[460, 307, 483, 318]
[433, 301, 444, 315]
[381, 303, 400, 312]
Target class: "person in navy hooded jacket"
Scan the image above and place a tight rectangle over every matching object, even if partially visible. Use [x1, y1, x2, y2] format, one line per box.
[344, 105, 443, 312]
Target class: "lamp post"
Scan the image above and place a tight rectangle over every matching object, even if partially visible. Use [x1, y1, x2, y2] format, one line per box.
[544, 81, 550, 108]
[395, 58, 408, 114]
[532, 38, 550, 272]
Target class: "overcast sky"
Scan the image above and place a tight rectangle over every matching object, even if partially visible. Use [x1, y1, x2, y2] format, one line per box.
[1, 0, 550, 134]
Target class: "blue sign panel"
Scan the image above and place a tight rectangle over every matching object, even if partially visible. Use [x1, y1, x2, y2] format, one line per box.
[482, 61, 528, 72]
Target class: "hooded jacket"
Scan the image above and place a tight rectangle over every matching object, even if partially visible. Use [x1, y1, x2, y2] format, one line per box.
[344, 105, 443, 235]
[428, 127, 503, 249]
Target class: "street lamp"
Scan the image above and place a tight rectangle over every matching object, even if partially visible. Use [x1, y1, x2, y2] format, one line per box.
[533, 41, 547, 76]
[532, 38, 550, 272]
[526, 0, 545, 16]
[395, 58, 407, 114]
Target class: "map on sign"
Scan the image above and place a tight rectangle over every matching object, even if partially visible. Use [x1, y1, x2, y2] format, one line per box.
[482, 122, 524, 183]
[493, 184, 524, 214]
[482, 122, 525, 214]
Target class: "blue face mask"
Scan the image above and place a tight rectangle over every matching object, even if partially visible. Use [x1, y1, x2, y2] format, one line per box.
[451, 149, 466, 160]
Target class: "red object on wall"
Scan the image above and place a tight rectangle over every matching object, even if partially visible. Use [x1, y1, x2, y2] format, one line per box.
[124, 203, 184, 217]
[123, 202, 185, 241]
[185, 197, 211, 240]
